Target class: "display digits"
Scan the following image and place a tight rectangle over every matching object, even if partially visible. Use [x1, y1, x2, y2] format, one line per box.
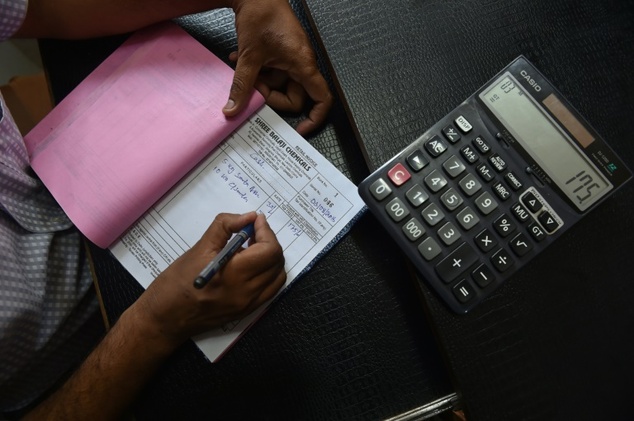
[564, 170, 601, 205]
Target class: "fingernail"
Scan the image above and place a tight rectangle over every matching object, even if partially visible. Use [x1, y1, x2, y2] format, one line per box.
[223, 99, 235, 111]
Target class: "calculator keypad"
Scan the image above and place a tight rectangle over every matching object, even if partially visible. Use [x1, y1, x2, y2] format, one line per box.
[360, 112, 566, 313]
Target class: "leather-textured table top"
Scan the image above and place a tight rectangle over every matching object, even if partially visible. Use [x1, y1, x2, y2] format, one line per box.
[37, 3, 457, 420]
[303, 0, 634, 419]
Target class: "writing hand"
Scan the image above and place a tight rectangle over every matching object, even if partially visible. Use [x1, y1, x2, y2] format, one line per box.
[132, 211, 286, 346]
[222, 0, 334, 136]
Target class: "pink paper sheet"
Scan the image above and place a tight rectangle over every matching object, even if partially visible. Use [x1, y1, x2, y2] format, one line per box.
[25, 22, 265, 248]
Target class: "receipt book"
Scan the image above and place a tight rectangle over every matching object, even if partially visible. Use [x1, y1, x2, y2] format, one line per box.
[24, 22, 365, 362]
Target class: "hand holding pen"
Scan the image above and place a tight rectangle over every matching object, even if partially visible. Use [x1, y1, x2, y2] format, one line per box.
[134, 212, 286, 345]
[194, 222, 256, 289]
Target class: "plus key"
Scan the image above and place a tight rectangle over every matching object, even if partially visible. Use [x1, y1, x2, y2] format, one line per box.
[435, 243, 479, 283]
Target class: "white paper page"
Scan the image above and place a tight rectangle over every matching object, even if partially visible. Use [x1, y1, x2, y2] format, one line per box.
[110, 105, 365, 361]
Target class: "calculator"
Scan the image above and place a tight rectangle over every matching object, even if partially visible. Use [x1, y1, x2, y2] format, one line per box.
[358, 56, 632, 314]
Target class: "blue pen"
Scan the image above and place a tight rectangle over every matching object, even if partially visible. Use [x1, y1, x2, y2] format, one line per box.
[193, 223, 255, 289]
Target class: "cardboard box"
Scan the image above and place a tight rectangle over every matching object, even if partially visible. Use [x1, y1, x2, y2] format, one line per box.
[0, 72, 53, 135]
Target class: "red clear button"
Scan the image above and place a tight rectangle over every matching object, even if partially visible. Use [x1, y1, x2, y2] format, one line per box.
[388, 163, 411, 186]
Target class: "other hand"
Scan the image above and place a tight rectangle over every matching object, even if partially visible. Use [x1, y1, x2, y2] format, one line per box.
[222, 0, 334, 136]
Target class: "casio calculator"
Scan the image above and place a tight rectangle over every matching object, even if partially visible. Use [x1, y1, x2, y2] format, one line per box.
[358, 56, 631, 314]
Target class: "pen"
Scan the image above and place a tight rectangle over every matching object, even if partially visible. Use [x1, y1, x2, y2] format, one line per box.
[193, 223, 255, 289]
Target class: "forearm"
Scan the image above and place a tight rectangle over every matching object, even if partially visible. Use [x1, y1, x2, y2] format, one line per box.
[22, 304, 181, 421]
[16, 0, 237, 39]
[21, 212, 285, 420]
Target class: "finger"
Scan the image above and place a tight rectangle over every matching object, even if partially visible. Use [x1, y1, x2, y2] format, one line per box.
[256, 267, 287, 304]
[223, 53, 263, 117]
[256, 79, 307, 114]
[295, 96, 333, 136]
[256, 69, 290, 91]
[239, 266, 287, 316]
[252, 213, 278, 245]
[216, 246, 285, 317]
[197, 212, 258, 255]
[228, 214, 284, 276]
[295, 75, 334, 135]
[221, 211, 258, 234]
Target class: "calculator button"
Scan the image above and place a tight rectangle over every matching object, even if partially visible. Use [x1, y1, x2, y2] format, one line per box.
[436, 242, 479, 283]
[456, 207, 480, 231]
[425, 135, 448, 157]
[474, 192, 498, 215]
[494, 214, 517, 237]
[440, 188, 464, 211]
[460, 145, 479, 164]
[528, 221, 547, 241]
[522, 191, 542, 212]
[385, 197, 410, 222]
[488, 154, 507, 172]
[538, 210, 560, 233]
[453, 280, 475, 303]
[493, 182, 512, 201]
[454, 115, 473, 133]
[505, 172, 523, 191]
[406, 184, 429, 207]
[369, 178, 392, 201]
[387, 163, 411, 186]
[511, 202, 531, 222]
[424, 170, 448, 192]
[418, 237, 442, 261]
[402, 218, 426, 241]
[421, 203, 445, 226]
[491, 248, 514, 272]
[476, 163, 495, 182]
[442, 125, 461, 143]
[406, 150, 429, 172]
[472, 264, 495, 288]
[438, 222, 461, 246]
[442, 155, 466, 178]
[475, 229, 498, 252]
[458, 173, 482, 197]
[510, 232, 533, 256]
[473, 135, 491, 154]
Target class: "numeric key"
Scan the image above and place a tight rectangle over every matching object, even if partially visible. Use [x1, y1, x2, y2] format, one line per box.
[385, 197, 410, 222]
[369, 178, 392, 201]
[442, 155, 466, 178]
[459, 173, 482, 196]
[424, 170, 448, 192]
[421, 203, 445, 226]
[406, 184, 429, 207]
[438, 222, 461, 246]
[456, 207, 480, 230]
[402, 218, 426, 241]
[475, 192, 498, 215]
[440, 188, 464, 211]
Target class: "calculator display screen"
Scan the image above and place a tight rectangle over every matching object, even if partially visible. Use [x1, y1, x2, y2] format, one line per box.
[480, 73, 612, 211]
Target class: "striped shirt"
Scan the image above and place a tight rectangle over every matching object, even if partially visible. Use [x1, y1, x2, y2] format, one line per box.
[1, 0, 103, 413]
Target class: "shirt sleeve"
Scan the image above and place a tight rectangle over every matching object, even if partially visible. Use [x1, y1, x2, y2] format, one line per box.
[0, 0, 28, 41]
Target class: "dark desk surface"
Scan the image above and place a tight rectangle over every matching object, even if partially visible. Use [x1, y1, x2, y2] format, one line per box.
[303, 0, 634, 419]
[38, 4, 457, 421]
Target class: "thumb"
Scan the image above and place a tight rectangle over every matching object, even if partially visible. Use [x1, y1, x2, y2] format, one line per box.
[223, 56, 261, 117]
